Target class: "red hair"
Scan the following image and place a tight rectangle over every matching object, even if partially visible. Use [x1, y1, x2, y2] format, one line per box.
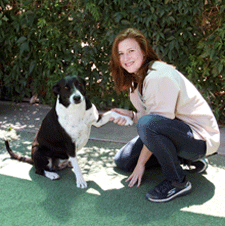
[110, 28, 160, 93]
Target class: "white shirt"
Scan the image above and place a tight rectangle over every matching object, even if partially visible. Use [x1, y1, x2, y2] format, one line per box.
[130, 61, 220, 156]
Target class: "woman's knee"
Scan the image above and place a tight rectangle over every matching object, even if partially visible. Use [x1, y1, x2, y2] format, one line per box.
[114, 150, 125, 169]
[114, 136, 143, 172]
[114, 153, 135, 172]
[137, 114, 162, 138]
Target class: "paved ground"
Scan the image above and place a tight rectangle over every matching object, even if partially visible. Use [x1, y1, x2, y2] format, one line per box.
[0, 100, 224, 155]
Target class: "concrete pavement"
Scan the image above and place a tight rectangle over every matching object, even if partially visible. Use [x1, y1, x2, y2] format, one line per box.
[0, 100, 224, 155]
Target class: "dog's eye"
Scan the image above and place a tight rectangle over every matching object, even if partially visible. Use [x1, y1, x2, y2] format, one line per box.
[75, 82, 82, 87]
[64, 86, 69, 90]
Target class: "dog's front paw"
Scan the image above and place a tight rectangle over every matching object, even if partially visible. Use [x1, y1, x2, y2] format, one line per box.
[123, 116, 133, 126]
[76, 178, 87, 189]
[110, 112, 133, 126]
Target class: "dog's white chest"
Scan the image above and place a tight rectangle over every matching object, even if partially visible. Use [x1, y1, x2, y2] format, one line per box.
[64, 119, 91, 150]
[56, 101, 96, 151]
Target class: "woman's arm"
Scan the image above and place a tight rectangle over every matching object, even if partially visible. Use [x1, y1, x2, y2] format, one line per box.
[126, 145, 153, 187]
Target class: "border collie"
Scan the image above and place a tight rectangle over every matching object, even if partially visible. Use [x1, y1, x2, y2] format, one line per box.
[5, 75, 133, 188]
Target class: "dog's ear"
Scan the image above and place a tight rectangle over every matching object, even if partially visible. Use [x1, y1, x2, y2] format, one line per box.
[52, 83, 60, 96]
[85, 97, 92, 110]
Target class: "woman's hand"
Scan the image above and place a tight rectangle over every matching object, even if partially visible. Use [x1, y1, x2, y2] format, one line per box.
[125, 163, 145, 187]
[125, 145, 152, 187]
[110, 108, 133, 126]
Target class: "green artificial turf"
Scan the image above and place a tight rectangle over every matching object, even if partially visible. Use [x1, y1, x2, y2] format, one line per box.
[0, 131, 225, 226]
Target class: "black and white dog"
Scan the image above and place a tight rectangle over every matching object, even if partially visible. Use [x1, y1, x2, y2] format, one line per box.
[5, 75, 133, 188]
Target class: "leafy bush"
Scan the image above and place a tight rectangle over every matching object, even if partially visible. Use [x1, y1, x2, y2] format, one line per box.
[186, 3, 225, 123]
[0, 0, 224, 123]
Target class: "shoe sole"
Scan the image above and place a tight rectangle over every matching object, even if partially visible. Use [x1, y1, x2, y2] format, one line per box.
[146, 182, 192, 203]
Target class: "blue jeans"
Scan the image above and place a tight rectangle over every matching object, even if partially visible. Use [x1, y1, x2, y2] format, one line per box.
[114, 115, 206, 183]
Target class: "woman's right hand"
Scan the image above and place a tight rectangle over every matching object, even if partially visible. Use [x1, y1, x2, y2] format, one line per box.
[125, 163, 145, 187]
[110, 108, 133, 126]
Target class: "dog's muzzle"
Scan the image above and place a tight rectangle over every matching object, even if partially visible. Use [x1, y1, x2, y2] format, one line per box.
[73, 95, 82, 104]
[70, 89, 84, 105]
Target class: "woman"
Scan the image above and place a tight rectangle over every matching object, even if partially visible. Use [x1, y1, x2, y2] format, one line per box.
[109, 28, 220, 203]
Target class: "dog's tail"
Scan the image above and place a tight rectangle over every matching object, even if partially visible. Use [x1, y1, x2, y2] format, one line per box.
[5, 140, 33, 164]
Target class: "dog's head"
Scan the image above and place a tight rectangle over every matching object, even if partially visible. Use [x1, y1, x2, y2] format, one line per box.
[53, 75, 86, 108]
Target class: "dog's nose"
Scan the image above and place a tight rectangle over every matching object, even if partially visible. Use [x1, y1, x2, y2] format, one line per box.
[73, 95, 81, 103]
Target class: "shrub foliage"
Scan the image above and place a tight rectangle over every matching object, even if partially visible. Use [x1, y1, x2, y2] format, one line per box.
[0, 0, 224, 123]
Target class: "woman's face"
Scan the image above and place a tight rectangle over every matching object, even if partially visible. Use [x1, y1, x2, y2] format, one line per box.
[118, 38, 144, 74]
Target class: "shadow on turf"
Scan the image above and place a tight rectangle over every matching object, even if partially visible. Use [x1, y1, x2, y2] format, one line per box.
[92, 171, 216, 223]
[27, 164, 216, 224]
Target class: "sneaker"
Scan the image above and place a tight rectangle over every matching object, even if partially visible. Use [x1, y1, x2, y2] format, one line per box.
[183, 158, 209, 174]
[146, 178, 192, 203]
[190, 158, 209, 173]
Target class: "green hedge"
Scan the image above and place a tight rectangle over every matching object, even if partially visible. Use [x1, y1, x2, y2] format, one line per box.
[0, 0, 224, 124]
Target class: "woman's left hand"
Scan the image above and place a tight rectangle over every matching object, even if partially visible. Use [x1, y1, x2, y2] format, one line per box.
[125, 163, 145, 187]
[110, 108, 133, 126]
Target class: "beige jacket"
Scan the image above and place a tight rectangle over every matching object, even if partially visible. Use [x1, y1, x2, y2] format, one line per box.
[130, 61, 220, 156]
